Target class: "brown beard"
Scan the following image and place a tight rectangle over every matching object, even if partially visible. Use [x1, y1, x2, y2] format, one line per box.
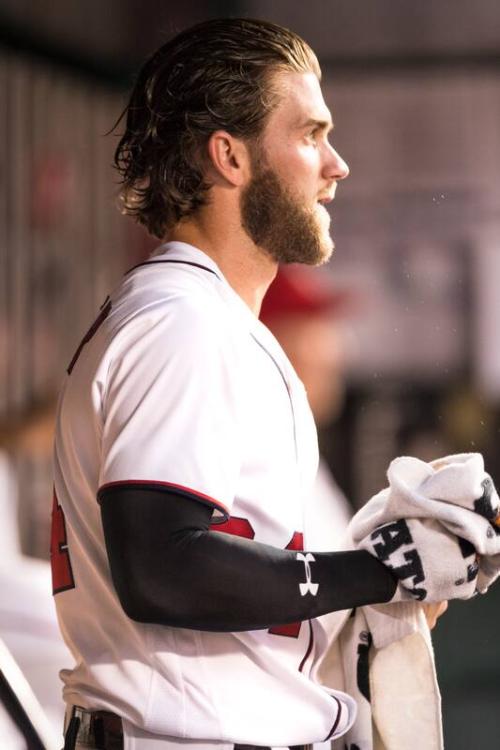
[240, 161, 333, 265]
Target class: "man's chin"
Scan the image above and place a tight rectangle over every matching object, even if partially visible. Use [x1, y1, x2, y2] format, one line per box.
[313, 209, 334, 264]
[309, 239, 334, 266]
[310, 225, 335, 266]
[285, 236, 334, 267]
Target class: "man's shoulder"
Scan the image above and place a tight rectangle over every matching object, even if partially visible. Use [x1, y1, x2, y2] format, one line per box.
[111, 261, 224, 327]
[105, 266, 240, 365]
[121, 257, 218, 302]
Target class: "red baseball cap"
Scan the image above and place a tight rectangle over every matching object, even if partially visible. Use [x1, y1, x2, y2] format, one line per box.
[260, 264, 357, 324]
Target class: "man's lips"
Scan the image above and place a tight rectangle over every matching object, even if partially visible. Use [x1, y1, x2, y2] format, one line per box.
[316, 193, 335, 206]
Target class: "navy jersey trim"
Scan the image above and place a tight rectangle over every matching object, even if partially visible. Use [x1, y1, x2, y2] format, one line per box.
[298, 619, 314, 673]
[325, 694, 343, 740]
[97, 480, 229, 520]
[125, 259, 221, 279]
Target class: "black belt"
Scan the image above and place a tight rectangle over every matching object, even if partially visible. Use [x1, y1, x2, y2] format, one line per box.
[64, 707, 312, 750]
[64, 707, 123, 749]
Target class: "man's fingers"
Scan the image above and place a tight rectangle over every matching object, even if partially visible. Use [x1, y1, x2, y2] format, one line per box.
[423, 600, 448, 630]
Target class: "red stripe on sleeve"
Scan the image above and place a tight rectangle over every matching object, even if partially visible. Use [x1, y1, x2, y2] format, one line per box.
[97, 479, 230, 518]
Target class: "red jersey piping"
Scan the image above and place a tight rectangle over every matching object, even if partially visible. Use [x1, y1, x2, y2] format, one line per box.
[97, 479, 229, 518]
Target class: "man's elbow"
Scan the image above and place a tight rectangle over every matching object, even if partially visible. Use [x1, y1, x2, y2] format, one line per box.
[111, 574, 189, 628]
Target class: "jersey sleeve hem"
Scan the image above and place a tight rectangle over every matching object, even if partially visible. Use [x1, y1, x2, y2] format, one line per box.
[97, 480, 230, 520]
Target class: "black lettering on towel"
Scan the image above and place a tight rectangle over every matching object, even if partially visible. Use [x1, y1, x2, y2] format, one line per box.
[371, 519, 427, 600]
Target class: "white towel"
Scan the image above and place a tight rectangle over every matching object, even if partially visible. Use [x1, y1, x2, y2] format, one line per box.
[320, 452, 500, 750]
[350, 453, 500, 601]
[328, 604, 443, 750]
[317, 535, 442, 750]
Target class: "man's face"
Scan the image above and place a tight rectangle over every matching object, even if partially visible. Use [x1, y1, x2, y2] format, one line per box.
[241, 70, 349, 265]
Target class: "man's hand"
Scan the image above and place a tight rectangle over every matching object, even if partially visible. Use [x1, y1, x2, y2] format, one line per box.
[423, 600, 448, 629]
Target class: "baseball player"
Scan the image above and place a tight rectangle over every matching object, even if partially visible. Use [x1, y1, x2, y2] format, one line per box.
[51, 18, 447, 750]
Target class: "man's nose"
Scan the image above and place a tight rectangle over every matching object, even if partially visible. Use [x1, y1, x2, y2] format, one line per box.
[324, 145, 349, 181]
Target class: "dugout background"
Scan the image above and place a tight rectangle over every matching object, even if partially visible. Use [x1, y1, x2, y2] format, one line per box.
[2, 2, 500, 747]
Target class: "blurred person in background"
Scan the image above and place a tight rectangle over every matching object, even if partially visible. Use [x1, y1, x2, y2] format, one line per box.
[260, 267, 449, 642]
[259, 265, 354, 551]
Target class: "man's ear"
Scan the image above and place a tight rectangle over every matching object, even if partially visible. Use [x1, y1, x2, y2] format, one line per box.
[206, 130, 251, 187]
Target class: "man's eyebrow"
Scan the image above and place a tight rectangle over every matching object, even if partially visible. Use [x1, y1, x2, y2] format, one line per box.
[297, 117, 334, 133]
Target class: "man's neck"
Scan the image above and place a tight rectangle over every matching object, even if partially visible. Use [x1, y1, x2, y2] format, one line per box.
[167, 219, 277, 317]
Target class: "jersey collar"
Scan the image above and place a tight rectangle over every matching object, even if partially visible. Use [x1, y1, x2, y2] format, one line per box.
[148, 241, 223, 280]
[151, 242, 264, 331]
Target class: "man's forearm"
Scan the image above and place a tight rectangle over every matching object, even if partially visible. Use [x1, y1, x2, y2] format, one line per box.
[100, 486, 397, 631]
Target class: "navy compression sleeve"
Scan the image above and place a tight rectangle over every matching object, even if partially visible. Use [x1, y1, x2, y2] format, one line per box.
[100, 486, 397, 631]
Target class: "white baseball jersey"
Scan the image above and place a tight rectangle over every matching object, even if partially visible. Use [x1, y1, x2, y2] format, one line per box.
[51, 241, 356, 747]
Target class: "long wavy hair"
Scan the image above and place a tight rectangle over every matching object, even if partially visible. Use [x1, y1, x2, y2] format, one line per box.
[113, 17, 320, 239]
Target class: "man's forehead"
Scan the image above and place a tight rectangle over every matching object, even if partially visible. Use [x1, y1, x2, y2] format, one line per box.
[269, 70, 333, 131]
